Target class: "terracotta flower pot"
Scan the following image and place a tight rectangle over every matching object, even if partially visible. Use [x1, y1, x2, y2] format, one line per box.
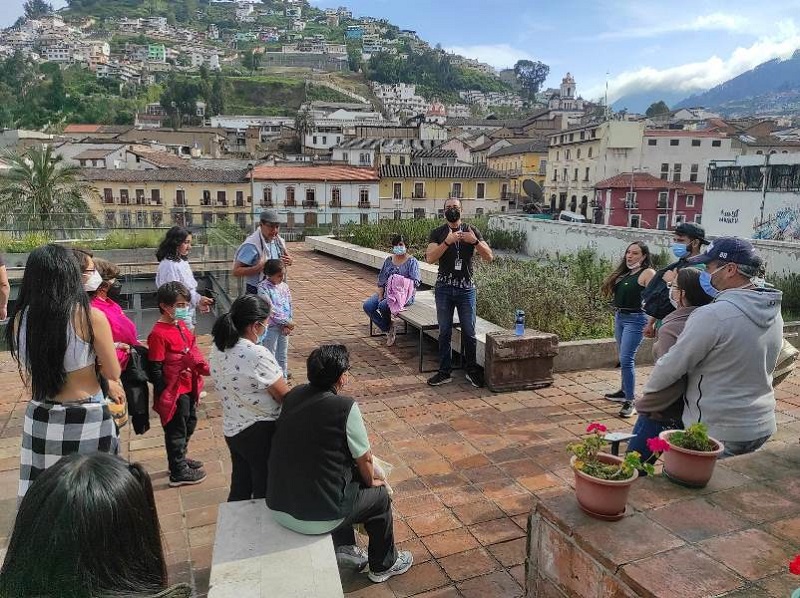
[571, 453, 638, 521]
[659, 430, 724, 488]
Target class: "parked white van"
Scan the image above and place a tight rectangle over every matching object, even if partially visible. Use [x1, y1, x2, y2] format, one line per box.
[557, 210, 588, 223]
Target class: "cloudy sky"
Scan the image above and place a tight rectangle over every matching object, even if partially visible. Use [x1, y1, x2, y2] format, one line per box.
[3, 0, 800, 103]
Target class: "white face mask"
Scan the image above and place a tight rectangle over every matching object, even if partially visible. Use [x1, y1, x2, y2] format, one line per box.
[84, 270, 102, 292]
[668, 286, 680, 309]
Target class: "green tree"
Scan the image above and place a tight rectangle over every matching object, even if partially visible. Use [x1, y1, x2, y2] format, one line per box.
[24, 0, 52, 20]
[242, 50, 261, 73]
[294, 107, 314, 152]
[0, 145, 99, 232]
[347, 44, 362, 72]
[160, 74, 200, 128]
[47, 68, 67, 111]
[513, 60, 550, 97]
[208, 74, 227, 116]
[645, 100, 671, 118]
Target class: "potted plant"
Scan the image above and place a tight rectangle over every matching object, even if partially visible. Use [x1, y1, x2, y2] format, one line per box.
[568, 423, 653, 521]
[658, 423, 724, 488]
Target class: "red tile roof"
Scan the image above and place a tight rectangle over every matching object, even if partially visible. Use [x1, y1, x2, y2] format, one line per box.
[64, 124, 103, 134]
[595, 172, 704, 194]
[252, 165, 379, 182]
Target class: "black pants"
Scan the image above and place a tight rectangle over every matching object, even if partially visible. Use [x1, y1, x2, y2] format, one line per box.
[246, 284, 258, 295]
[225, 420, 275, 501]
[163, 394, 197, 475]
[331, 484, 396, 573]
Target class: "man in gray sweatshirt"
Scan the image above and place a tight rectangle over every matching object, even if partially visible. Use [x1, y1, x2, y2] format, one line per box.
[642, 237, 783, 457]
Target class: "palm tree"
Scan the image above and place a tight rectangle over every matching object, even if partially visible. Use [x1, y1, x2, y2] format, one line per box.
[0, 145, 99, 232]
[294, 107, 315, 154]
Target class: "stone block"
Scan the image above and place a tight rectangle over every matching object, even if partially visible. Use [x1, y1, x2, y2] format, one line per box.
[486, 331, 558, 393]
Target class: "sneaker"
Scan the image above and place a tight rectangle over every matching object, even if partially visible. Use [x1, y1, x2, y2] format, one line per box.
[427, 372, 452, 386]
[368, 550, 413, 583]
[169, 467, 207, 487]
[185, 458, 204, 470]
[618, 402, 636, 418]
[335, 545, 368, 571]
[386, 326, 397, 347]
[604, 389, 626, 401]
[465, 369, 484, 388]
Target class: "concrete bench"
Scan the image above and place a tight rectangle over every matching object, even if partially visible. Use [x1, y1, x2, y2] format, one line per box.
[209, 500, 343, 598]
[397, 290, 505, 372]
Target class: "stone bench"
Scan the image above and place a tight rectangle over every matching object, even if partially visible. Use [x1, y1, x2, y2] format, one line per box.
[209, 500, 343, 598]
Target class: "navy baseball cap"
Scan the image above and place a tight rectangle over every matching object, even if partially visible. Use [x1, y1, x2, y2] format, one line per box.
[686, 237, 762, 267]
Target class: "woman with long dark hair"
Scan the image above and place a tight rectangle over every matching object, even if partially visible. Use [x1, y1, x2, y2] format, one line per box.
[0, 453, 187, 598]
[6, 244, 122, 498]
[210, 294, 290, 501]
[155, 226, 214, 328]
[600, 241, 656, 418]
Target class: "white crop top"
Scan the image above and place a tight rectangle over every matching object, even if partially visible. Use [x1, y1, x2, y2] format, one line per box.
[18, 309, 95, 373]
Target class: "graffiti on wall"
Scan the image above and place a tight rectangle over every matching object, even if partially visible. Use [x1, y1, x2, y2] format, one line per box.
[753, 205, 800, 241]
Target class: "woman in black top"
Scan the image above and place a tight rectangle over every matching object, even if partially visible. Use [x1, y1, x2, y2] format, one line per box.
[600, 242, 656, 418]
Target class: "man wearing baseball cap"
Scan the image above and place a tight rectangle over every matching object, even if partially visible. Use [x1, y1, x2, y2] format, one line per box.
[233, 209, 293, 294]
[642, 237, 783, 457]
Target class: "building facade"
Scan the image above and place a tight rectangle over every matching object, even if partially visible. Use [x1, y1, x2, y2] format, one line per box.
[378, 165, 509, 218]
[252, 165, 380, 228]
[82, 168, 251, 229]
[486, 140, 549, 199]
[703, 154, 800, 241]
[595, 173, 703, 230]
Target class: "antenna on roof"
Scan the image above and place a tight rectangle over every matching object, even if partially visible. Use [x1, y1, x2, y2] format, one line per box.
[604, 72, 610, 122]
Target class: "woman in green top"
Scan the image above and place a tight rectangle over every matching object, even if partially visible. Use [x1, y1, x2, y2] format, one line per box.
[600, 242, 656, 418]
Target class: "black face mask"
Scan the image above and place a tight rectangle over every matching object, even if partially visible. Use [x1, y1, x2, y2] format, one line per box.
[108, 281, 123, 300]
[444, 208, 460, 223]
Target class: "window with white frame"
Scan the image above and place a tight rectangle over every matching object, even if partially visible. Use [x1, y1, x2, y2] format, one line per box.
[675, 214, 685, 225]
[690, 164, 699, 183]
[629, 214, 641, 228]
[657, 191, 668, 208]
[413, 182, 424, 198]
[625, 191, 637, 207]
[685, 194, 695, 207]
[694, 214, 702, 224]
[657, 214, 668, 230]
[476, 182, 485, 199]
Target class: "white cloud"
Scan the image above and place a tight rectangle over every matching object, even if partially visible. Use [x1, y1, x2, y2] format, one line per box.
[443, 44, 533, 70]
[586, 24, 800, 102]
[597, 11, 749, 39]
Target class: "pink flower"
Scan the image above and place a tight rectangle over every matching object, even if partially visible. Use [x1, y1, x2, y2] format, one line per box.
[646, 437, 671, 454]
[790, 555, 800, 576]
[586, 422, 608, 434]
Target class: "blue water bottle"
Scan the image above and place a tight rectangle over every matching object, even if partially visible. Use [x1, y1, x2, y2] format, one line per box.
[515, 309, 525, 336]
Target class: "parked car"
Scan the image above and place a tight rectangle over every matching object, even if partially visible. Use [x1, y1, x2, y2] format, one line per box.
[557, 210, 588, 223]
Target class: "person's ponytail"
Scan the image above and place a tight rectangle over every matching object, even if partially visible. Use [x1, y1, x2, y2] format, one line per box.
[212, 312, 239, 351]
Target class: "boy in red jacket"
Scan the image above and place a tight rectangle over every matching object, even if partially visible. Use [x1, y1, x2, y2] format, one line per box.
[148, 281, 210, 487]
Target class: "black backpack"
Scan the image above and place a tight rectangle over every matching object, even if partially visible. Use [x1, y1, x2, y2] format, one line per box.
[641, 262, 680, 320]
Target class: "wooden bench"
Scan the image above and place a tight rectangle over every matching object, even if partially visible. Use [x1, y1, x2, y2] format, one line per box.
[396, 290, 505, 373]
[209, 500, 343, 598]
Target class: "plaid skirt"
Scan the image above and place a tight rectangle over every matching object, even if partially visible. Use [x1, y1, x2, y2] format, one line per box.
[19, 397, 119, 499]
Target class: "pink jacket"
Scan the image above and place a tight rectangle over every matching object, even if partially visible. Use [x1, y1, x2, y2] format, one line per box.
[385, 274, 415, 316]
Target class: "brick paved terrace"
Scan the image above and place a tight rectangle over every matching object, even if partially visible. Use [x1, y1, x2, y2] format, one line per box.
[0, 243, 799, 597]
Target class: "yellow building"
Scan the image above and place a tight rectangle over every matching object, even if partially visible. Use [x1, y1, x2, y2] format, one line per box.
[82, 168, 253, 229]
[486, 139, 549, 201]
[378, 165, 510, 217]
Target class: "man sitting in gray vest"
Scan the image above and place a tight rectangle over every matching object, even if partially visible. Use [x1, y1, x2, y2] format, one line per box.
[642, 237, 783, 457]
[267, 344, 413, 584]
[233, 209, 292, 294]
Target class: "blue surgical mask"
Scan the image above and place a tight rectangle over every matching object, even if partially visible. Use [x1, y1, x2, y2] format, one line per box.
[174, 306, 191, 322]
[699, 267, 723, 299]
[671, 243, 689, 259]
[256, 323, 268, 344]
[392, 245, 406, 255]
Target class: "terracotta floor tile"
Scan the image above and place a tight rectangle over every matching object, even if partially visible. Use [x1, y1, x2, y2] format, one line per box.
[406, 509, 463, 537]
[699, 528, 795, 581]
[486, 538, 527, 567]
[469, 517, 526, 546]
[456, 570, 523, 598]
[387, 561, 450, 598]
[452, 499, 506, 525]
[421, 527, 480, 558]
[439, 547, 500, 582]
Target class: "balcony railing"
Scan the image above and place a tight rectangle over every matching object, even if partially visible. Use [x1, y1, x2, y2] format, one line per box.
[134, 196, 146, 205]
[201, 198, 212, 206]
[302, 200, 319, 208]
[260, 199, 274, 207]
[103, 196, 115, 204]
[149, 198, 163, 206]
[329, 199, 342, 208]
[215, 200, 228, 207]
[358, 200, 371, 209]
[173, 198, 186, 207]
[624, 200, 639, 209]
[411, 192, 426, 199]
[284, 199, 296, 207]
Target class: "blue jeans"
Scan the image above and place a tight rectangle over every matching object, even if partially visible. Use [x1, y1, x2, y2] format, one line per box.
[363, 294, 391, 333]
[263, 324, 288, 378]
[435, 284, 477, 375]
[719, 435, 771, 459]
[614, 312, 647, 400]
[627, 414, 682, 463]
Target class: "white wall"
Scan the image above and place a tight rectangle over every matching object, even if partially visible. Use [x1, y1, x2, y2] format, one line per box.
[488, 215, 800, 276]
[641, 136, 737, 184]
[253, 180, 379, 225]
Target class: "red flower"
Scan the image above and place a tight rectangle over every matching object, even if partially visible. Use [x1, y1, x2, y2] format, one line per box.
[646, 437, 671, 454]
[586, 422, 608, 434]
[789, 555, 800, 575]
